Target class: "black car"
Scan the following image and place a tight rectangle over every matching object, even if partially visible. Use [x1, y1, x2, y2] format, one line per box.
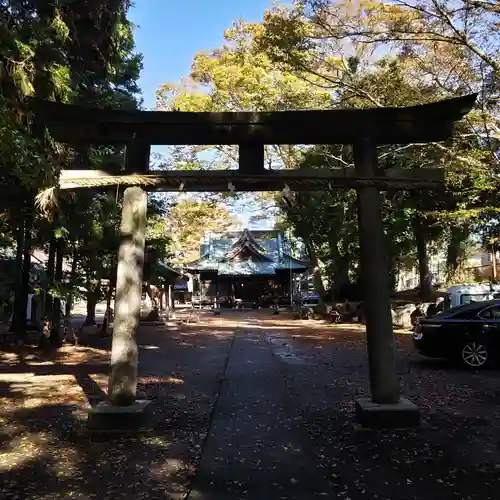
[413, 299, 500, 368]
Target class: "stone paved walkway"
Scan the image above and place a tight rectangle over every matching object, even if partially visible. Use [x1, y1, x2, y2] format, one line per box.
[1, 310, 499, 499]
[188, 327, 335, 499]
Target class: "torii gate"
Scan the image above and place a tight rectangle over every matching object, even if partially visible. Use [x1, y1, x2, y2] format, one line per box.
[30, 94, 476, 430]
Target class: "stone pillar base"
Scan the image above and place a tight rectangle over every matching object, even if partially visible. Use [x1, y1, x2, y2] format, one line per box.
[87, 400, 152, 436]
[355, 397, 420, 429]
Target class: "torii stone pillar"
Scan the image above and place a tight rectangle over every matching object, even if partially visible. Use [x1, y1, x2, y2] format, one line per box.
[88, 138, 151, 432]
[88, 186, 148, 431]
[353, 138, 419, 428]
[108, 186, 147, 405]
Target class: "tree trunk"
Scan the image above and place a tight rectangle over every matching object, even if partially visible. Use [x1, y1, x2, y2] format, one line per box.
[163, 283, 170, 319]
[44, 235, 57, 318]
[100, 257, 117, 335]
[388, 261, 398, 292]
[385, 239, 399, 293]
[170, 284, 175, 310]
[332, 253, 351, 299]
[50, 239, 65, 343]
[491, 249, 498, 283]
[10, 217, 25, 332]
[305, 240, 326, 298]
[108, 187, 147, 406]
[106, 283, 114, 314]
[101, 282, 115, 335]
[85, 272, 101, 325]
[85, 284, 100, 325]
[412, 216, 432, 299]
[66, 247, 78, 317]
[15, 206, 34, 335]
[446, 225, 468, 278]
[159, 289, 164, 310]
[144, 282, 157, 308]
[86, 298, 96, 325]
[282, 194, 327, 300]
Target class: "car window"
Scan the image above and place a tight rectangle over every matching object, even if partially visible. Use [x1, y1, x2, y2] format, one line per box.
[444, 303, 485, 318]
[445, 302, 495, 319]
[478, 306, 500, 320]
[460, 293, 491, 305]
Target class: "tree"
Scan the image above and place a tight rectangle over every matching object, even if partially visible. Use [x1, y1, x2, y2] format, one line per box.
[0, 0, 76, 333]
[155, 4, 499, 301]
[167, 199, 241, 264]
[257, 1, 499, 95]
[156, 20, 333, 192]
[0, 1, 146, 334]
[255, 1, 498, 296]
[257, 1, 498, 171]
[156, 20, 336, 291]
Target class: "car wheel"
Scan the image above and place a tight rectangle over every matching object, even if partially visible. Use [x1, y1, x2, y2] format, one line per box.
[460, 340, 490, 368]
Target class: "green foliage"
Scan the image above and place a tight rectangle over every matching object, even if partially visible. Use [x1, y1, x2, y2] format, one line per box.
[158, 3, 499, 295]
[0, 100, 57, 201]
[0, 1, 157, 320]
[167, 199, 241, 264]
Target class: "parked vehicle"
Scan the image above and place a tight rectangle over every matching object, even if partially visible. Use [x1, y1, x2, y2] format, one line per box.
[443, 284, 500, 309]
[301, 294, 321, 307]
[413, 299, 500, 368]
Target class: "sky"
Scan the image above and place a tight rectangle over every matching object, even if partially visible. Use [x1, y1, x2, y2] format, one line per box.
[129, 0, 274, 110]
[129, 0, 276, 228]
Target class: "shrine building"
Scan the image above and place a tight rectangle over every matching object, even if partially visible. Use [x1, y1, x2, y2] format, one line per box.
[184, 229, 308, 307]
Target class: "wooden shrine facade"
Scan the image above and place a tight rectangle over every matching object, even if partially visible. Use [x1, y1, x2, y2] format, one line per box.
[31, 93, 476, 426]
[184, 229, 308, 307]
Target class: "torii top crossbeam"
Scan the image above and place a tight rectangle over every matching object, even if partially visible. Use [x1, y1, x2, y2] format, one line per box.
[29, 94, 476, 146]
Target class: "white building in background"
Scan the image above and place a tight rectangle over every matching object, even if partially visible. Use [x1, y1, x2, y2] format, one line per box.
[395, 247, 499, 291]
[395, 251, 447, 291]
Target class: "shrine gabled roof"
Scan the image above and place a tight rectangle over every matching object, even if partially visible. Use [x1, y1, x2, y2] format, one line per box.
[157, 262, 182, 278]
[184, 253, 307, 273]
[221, 229, 273, 262]
[276, 253, 309, 271]
[183, 230, 309, 275]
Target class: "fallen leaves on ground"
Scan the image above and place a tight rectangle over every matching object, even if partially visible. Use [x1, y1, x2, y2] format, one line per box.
[0, 324, 234, 499]
[264, 317, 500, 500]
[0, 313, 499, 500]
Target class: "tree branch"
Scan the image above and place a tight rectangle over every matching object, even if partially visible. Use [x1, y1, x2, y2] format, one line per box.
[429, 0, 500, 74]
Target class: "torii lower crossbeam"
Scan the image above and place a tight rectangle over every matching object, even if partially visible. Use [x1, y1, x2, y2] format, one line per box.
[59, 167, 444, 192]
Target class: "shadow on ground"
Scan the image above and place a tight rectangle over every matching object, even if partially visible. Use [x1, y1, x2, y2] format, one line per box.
[261, 314, 500, 500]
[0, 310, 499, 499]
[0, 320, 235, 499]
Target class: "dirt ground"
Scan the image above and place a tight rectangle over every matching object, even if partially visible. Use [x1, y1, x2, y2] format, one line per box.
[0, 311, 499, 499]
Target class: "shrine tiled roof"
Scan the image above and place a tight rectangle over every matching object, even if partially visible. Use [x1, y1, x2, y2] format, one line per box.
[184, 229, 308, 276]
